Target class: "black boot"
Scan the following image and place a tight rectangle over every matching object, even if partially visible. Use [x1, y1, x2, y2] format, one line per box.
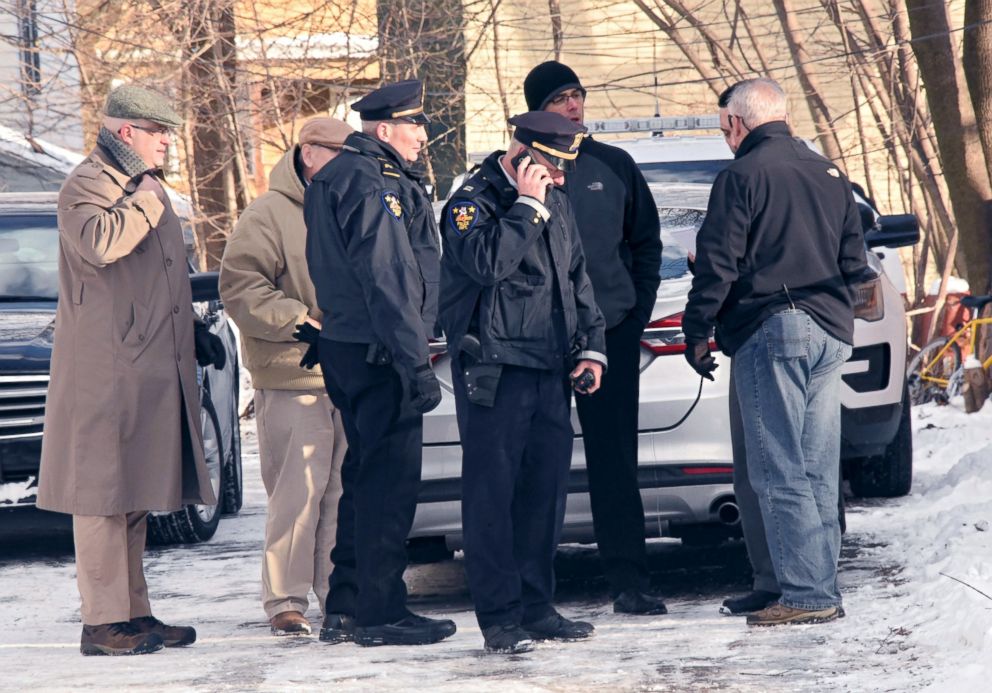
[353, 612, 456, 647]
[613, 589, 668, 615]
[521, 612, 594, 641]
[719, 590, 781, 616]
[482, 624, 534, 654]
[319, 613, 356, 644]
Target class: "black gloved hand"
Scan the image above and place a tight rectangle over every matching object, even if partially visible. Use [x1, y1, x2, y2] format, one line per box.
[293, 322, 320, 370]
[410, 364, 442, 414]
[194, 321, 226, 370]
[684, 340, 717, 381]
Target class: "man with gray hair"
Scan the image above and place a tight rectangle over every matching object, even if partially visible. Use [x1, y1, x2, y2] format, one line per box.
[682, 77, 868, 626]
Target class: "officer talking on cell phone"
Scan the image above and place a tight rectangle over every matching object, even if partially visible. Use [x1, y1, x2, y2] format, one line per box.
[439, 111, 607, 655]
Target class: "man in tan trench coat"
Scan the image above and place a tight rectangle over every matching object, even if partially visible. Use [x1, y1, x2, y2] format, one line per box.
[37, 85, 225, 656]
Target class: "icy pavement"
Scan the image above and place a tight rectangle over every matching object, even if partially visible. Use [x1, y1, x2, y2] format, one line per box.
[1, 402, 991, 691]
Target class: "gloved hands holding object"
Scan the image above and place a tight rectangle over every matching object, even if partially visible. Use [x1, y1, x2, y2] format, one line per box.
[684, 340, 717, 381]
[194, 320, 226, 370]
[410, 364, 442, 413]
[293, 322, 320, 370]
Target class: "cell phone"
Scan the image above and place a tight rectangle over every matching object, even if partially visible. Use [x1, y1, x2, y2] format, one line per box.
[571, 368, 596, 394]
[510, 151, 531, 171]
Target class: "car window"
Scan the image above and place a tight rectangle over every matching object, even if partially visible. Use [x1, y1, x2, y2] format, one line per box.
[658, 208, 705, 280]
[639, 160, 731, 185]
[0, 214, 59, 300]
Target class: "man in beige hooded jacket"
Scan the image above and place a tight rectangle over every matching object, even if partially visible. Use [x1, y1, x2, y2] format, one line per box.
[220, 117, 352, 636]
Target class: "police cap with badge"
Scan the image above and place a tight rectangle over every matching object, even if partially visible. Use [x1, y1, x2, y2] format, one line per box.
[351, 79, 430, 125]
[508, 111, 586, 171]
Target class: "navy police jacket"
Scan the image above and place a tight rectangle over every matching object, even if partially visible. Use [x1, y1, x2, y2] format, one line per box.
[439, 152, 607, 371]
[304, 132, 441, 381]
[682, 121, 868, 355]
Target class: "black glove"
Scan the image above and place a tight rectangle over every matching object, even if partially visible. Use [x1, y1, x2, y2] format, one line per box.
[410, 364, 442, 414]
[293, 322, 320, 370]
[194, 321, 226, 370]
[684, 340, 717, 381]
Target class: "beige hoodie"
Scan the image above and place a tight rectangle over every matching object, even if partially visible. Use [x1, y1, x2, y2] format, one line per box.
[220, 146, 324, 390]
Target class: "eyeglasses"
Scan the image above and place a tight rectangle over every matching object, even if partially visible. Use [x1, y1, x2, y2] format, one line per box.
[128, 123, 175, 137]
[548, 89, 585, 107]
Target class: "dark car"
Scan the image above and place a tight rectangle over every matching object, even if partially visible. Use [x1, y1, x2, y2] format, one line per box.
[0, 192, 242, 543]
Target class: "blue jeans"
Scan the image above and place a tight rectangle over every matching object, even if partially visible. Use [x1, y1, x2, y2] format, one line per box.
[732, 310, 852, 610]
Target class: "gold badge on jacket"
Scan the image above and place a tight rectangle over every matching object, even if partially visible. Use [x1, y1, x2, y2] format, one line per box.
[381, 191, 404, 219]
[449, 201, 479, 237]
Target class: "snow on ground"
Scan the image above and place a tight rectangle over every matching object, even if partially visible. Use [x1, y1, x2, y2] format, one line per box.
[1, 401, 991, 691]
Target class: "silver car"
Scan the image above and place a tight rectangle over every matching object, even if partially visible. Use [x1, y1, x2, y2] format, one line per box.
[409, 183, 739, 557]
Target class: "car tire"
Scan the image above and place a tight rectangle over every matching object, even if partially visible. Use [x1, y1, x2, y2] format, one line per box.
[221, 363, 243, 515]
[148, 391, 225, 545]
[848, 384, 913, 498]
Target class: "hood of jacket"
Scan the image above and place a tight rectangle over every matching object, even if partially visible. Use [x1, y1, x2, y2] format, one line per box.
[267, 145, 306, 205]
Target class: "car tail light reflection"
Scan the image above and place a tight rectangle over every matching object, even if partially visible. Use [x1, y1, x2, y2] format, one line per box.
[640, 312, 716, 355]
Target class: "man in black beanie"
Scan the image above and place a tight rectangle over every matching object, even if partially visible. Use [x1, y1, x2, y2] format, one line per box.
[523, 61, 665, 616]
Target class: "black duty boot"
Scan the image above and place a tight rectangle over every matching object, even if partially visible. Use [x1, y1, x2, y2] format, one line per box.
[319, 613, 356, 644]
[613, 589, 668, 616]
[482, 624, 534, 654]
[353, 612, 457, 647]
[80, 622, 163, 656]
[719, 590, 781, 616]
[521, 612, 594, 641]
[130, 616, 196, 647]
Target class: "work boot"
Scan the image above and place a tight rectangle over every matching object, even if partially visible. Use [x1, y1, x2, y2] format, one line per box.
[353, 612, 457, 647]
[521, 611, 594, 641]
[130, 615, 197, 647]
[80, 621, 163, 656]
[270, 611, 312, 636]
[482, 624, 534, 654]
[319, 613, 356, 644]
[746, 603, 839, 627]
[719, 590, 781, 616]
[613, 589, 668, 616]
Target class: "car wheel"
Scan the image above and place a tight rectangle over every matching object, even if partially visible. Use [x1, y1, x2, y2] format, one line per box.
[848, 384, 913, 498]
[222, 363, 243, 515]
[148, 391, 226, 545]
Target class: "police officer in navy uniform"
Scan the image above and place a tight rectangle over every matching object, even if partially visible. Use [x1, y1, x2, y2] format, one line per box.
[440, 111, 608, 654]
[524, 61, 665, 616]
[303, 79, 456, 647]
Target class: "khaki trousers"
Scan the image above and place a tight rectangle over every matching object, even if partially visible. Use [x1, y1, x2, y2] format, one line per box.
[72, 512, 152, 626]
[256, 388, 347, 619]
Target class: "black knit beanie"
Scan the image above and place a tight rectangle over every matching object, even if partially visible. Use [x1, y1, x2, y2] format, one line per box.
[524, 61, 586, 111]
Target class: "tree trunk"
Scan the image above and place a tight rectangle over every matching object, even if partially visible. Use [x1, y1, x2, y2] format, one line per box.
[906, 0, 992, 292]
[963, 0, 992, 201]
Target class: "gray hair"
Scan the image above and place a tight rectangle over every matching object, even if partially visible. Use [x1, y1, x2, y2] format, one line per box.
[727, 78, 787, 129]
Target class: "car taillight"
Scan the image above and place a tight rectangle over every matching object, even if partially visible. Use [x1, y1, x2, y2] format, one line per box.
[640, 312, 717, 355]
[852, 275, 884, 322]
[428, 339, 446, 365]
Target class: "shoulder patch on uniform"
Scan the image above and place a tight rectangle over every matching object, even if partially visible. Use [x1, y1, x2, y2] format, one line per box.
[377, 157, 402, 178]
[827, 167, 840, 178]
[448, 200, 479, 237]
[381, 191, 404, 219]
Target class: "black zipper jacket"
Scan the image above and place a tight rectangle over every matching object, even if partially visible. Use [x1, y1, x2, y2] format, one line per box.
[303, 132, 440, 381]
[439, 152, 606, 371]
[564, 137, 662, 329]
[682, 122, 868, 355]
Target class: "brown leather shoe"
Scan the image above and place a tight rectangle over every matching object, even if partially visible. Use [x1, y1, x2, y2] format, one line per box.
[80, 622, 163, 656]
[270, 611, 313, 636]
[130, 615, 197, 647]
[746, 603, 838, 627]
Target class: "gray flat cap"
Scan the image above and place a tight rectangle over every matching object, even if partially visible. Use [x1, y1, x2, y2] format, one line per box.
[104, 85, 183, 128]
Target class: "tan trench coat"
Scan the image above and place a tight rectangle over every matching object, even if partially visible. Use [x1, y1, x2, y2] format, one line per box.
[36, 147, 215, 516]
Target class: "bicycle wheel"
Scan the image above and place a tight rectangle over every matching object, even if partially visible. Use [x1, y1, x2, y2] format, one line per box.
[907, 338, 962, 405]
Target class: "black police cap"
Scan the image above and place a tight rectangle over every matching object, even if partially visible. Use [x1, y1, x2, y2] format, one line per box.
[508, 111, 587, 170]
[351, 79, 430, 125]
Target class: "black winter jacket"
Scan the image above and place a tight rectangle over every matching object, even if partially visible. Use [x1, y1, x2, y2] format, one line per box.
[682, 122, 868, 355]
[564, 137, 662, 329]
[303, 132, 440, 381]
[439, 152, 607, 371]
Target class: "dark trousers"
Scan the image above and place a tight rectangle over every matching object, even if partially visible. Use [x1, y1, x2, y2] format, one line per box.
[318, 339, 423, 626]
[574, 315, 649, 593]
[454, 363, 574, 630]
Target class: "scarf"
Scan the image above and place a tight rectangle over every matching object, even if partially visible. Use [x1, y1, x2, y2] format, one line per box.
[97, 126, 153, 180]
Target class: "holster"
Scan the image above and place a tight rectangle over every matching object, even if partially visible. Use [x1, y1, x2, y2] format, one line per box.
[365, 342, 393, 366]
[458, 334, 502, 408]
